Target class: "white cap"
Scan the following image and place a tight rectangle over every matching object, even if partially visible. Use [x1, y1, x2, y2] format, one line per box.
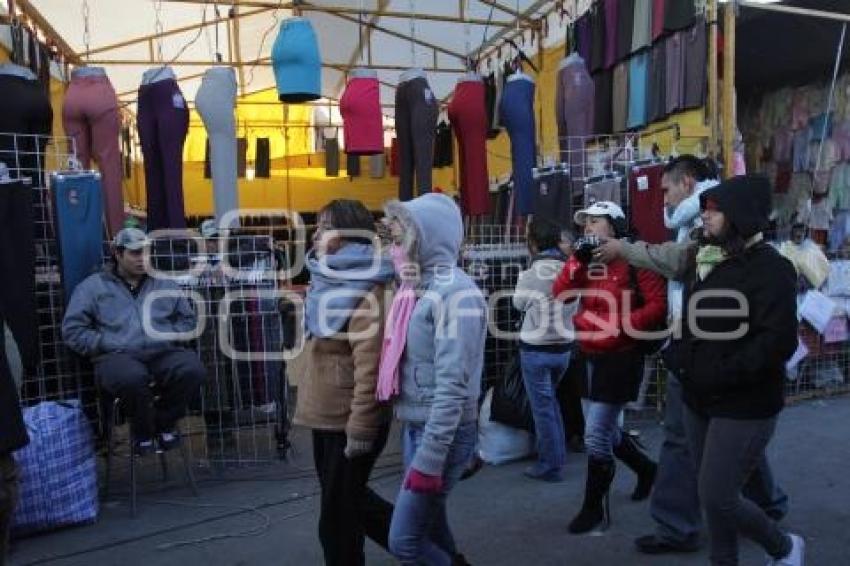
[574, 201, 626, 225]
[200, 219, 219, 238]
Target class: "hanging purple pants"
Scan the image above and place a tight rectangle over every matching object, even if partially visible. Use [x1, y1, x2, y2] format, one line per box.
[137, 79, 189, 230]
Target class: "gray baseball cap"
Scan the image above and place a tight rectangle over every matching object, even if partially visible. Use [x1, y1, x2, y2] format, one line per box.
[113, 227, 150, 250]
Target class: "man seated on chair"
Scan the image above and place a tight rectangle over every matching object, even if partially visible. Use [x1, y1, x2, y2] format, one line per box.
[62, 228, 207, 456]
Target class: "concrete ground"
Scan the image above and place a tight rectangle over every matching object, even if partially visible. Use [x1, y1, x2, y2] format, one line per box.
[8, 396, 850, 566]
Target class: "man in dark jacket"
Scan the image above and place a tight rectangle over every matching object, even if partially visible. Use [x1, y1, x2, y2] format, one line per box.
[62, 228, 207, 456]
[1, 322, 27, 563]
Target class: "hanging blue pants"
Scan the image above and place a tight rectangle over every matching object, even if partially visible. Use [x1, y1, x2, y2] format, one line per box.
[500, 77, 537, 216]
[51, 172, 105, 302]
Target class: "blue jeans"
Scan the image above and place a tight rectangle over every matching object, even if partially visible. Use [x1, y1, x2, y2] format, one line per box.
[584, 400, 624, 459]
[520, 349, 570, 471]
[389, 421, 477, 566]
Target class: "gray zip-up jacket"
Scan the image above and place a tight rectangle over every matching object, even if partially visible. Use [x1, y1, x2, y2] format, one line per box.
[386, 194, 488, 477]
[62, 267, 198, 357]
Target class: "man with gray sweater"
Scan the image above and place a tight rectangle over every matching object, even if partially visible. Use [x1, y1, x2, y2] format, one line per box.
[62, 228, 206, 456]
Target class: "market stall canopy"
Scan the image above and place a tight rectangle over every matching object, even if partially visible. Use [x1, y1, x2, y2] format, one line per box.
[27, 0, 569, 109]
[737, 0, 850, 95]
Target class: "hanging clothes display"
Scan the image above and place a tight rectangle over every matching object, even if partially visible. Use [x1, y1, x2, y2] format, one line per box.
[255, 138, 271, 178]
[50, 171, 105, 302]
[648, 40, 667, 123]
[575, 12, 592, 63]
[237, 138, 247, 179]
[590, 2, 606, 73]
[532, 166, 572, 227]
[433, 121, 454, 168]
[500, 72, 537, 216]
[664, 0, 696, 33]
[136, 67, 189, 230]
[62, 67, 124, 237]
[0, 63, 53, 185]
[593, 69, 613, 135]
[683, 18, 708, 110]
[631, 0, 653, 54]
[628, 163, 668, 244]
[324, 130, 340, 177]
[627, 52, 649, 130]
[346, 153, 361, 177]
[271, 17, 321, 103]
[652, 0, 666, 41]
[616, 0, 635, 61]
[340, 68, 384, 155]
[448, 74, 490, 216]
[483, 69, 504, 138]
[584, 176, 622, 207]
[665, 32, 686, 116]
[0, 178, 37, 364]
[556, 54, 594, 178]
[612, 61, 630, 133]
[369, 153, 386, 179]
[394, 68, 438, 200]
[196, 67, 239, 229]
[603, 0, 619, 70]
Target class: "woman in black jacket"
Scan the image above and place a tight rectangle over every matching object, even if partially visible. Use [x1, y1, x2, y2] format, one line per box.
[674, 176, 804, 566]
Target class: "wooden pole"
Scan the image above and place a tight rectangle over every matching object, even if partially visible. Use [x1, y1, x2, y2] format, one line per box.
[722, 1, 736, 179]
[708, 0, 719, 155]
[231, 5, 247, 97]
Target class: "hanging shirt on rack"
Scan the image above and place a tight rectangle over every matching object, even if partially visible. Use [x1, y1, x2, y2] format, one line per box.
[628, 163, 668, 244]
[603, 0, 619, 70]
[584, 177, 622, 207]
[593, 69, 614, 134]
[664, 0, 696, 33]
[665, 32, 686, 115]
[648, 40, 667, 123]
[612, 62, 630, 133]
[652, 0, 666, 41]
[631, 0, 653, 54]
[576, 13, 593, 64]
[616, 0, 635, 62]
[627, 52, 650, 130]
[590, 3, 607, 73]
[683, 19, 708, 110]
[433, 121, 454, 168]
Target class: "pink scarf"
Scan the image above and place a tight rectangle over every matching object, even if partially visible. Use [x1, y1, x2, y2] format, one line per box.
[376, 246, 417, 401]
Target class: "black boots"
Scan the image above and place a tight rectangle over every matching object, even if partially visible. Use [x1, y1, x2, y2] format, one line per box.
[568, 457, 616, 534]
[613, 432, 657, 501]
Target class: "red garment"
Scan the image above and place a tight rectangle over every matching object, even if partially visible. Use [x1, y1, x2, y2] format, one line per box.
[775, 162, 792, 193]
[553, 256, 667, 355]
[340, 77, 384, 155]
[628, 164, 668, 244]
[652, 0, 665, 41]
[390, 137, 400, 176]
[811, 229, 828, 246]
[448, 80, 491, 216]
[404, 468, 443, 494]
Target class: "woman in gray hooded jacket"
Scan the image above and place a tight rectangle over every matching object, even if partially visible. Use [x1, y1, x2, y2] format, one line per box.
[383, 193, 487, 566]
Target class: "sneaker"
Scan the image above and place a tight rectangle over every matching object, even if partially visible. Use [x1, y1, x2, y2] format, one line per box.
[133, 439, 156, 457]
[768, 534, 805, 566]
[158, 431, 181, 452]
[523, 464, 564, 483]
[635, 534, 700, 555]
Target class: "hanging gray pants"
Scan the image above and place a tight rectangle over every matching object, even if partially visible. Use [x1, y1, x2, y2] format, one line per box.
[196, 67, 239, 228]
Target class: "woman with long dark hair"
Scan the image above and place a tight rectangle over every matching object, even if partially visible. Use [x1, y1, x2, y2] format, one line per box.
[294, 199, 395, 565]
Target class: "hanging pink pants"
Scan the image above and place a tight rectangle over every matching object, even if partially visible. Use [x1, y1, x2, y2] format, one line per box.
[340, 77, 384, 155]
[62, 75, 125, 237]
[448, 80, 490, 216]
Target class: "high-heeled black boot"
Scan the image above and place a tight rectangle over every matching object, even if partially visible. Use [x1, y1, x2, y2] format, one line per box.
[568, 457, 616, 534]
[613, 432, 657, 501]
